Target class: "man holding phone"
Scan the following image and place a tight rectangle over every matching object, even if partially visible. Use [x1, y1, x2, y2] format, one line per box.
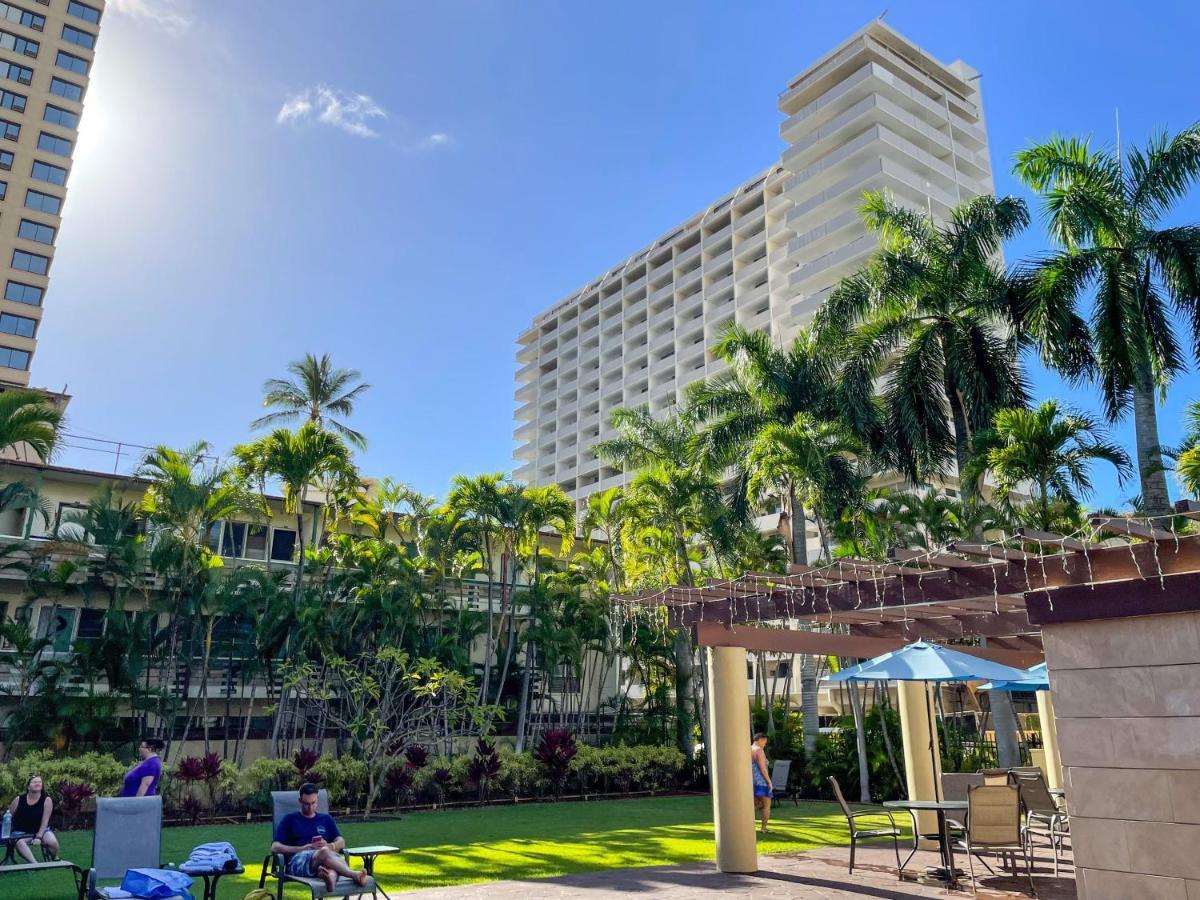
[271, 783, 370, 891]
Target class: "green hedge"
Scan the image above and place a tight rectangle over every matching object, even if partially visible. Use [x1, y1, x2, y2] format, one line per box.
[0, 741, 687, 826]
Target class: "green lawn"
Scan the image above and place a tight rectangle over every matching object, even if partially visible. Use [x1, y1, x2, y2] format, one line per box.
[5, 795, 904, 898]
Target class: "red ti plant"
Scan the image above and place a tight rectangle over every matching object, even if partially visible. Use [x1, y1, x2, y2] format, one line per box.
[404, 745, 428, 771]
[293, 747, 320, 784]
[466, 739, 501, 803]
[55, 782, 95, 830]
[385, 764, 415, 806]
[532, 729, 578, 798]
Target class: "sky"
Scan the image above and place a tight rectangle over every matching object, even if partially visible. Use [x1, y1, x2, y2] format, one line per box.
[39, 0, 1200, 507]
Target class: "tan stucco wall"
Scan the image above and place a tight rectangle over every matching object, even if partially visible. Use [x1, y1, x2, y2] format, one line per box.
[1042, 610, 1200, 898]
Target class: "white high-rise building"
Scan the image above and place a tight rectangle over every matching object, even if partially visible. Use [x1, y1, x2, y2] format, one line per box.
[514, 20, 994, 503]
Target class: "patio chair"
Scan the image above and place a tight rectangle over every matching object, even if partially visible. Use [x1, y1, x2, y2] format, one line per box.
[258, 790, 377, 900]
[1013, 772, 1069, 876]
[770, 760, 798, 806]
[941, 772, 984, 831]
[979, 768, 1011, 786]
[83, 796, 187, 900]
[827, 776, 904, 877]
[957, 783, 1036, 896]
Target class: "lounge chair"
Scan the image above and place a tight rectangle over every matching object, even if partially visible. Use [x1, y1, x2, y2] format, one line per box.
[258, 790, 377, 899]
[83, 796, 187, 900]
[0, 833, 80, 897]
[828, 776, 904, 876]
[957, 783, 1036, 896]
[769, 759, 798, 806]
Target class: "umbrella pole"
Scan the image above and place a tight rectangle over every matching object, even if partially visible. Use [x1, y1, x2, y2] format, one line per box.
[925, 681, 940, 802]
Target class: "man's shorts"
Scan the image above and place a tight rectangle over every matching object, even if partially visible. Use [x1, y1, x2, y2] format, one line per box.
[286, 849, 318, 877]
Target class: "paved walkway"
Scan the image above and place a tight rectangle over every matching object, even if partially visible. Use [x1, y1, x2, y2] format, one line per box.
[400, 845, 1076, 898]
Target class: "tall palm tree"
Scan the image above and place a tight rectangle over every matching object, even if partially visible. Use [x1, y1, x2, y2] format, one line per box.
[1014, 126, 1200, 515]
[0, 388, 63, 460]
[580, 486, 627, 588]
[972, 400, 1131, 531]
[820, 192, 1043, 488]
[232, 423, 357, 600]
[689, 324, 878, 566]
[251, 353, 370, 448]
[514, 484, 574, 751]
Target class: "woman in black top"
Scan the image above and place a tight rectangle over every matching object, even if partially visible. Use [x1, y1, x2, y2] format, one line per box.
[8, 775, 58, 862]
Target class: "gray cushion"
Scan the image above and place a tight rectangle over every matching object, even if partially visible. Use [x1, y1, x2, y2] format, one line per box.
[283, 873, 377, 898]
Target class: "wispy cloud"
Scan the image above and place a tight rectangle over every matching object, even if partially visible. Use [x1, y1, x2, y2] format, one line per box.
[417, 132, 453, 150]
[108, 0, 193, 35]
[276, 85, 388, 139]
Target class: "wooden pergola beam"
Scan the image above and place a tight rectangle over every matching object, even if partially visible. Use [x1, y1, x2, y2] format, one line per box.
[1090, 515, 1176, 541]
[696, 621, 1042, 668]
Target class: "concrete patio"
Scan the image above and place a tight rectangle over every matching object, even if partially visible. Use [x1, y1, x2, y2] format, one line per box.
[400, 844, 1076, 898]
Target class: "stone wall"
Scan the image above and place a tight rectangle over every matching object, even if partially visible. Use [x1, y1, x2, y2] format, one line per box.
[1040, 608, 1200, 899]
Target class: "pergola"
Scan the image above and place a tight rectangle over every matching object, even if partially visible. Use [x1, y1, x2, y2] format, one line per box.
[615, 512, 1200, 873]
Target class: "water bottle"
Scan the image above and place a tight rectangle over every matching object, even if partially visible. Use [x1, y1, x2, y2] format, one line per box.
[1, 809, 10, 840]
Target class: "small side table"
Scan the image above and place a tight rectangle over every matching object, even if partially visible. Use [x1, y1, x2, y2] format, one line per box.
[346, 845, 400, 900]
[188, 864, 246, 900]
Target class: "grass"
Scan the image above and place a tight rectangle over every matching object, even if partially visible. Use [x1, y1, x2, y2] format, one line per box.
[5, 794, 905, 898]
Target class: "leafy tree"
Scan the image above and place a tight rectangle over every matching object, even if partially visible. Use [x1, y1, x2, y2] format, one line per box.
[0, 388, 63, 461]
[971, 400, 1131, 530]
[820, 192, 1037, 489]
[252, 353, 371, 448]
[1014, 125, 1200, 515]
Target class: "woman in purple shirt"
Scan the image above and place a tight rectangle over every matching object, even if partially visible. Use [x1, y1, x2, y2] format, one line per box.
[119, 738, 164, 797]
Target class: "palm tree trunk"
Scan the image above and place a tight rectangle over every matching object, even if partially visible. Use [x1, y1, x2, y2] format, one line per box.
[981, 637, 1021, 767]
[672, 527, 696, 760]
[1131, 380, 1172, 516]
[787, 484, 808, 566]
[849, 679, 871, 803]
[800, 650, 819, 756]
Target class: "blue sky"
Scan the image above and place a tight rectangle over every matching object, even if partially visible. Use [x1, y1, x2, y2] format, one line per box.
[42, 0, 1200, 507]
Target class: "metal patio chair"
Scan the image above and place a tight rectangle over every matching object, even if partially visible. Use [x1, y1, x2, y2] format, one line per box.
[84, 796, 180, 900]
[828, 776, 905, 877]
[770, 759, 798, 805]
[957, 783, 1036, 896]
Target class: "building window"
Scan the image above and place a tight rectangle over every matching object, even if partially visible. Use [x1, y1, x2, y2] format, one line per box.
[35, 605, 74, 653]
[76, 608, 105, 641]
[0, 149, 11, 170]
[36, 131, 70, 156]
[270, 528, 296, 562]
[1, 61, 33, 85]
[0, 345, 30, 370]
[61, 24, 94, 49]
[0, 180, 5, 200]
[244, 525, 268, 560]
[0, 2, 42, 30]
[221, 521, 246, 558]
[55, 49, 87, 75]
[43, 104, 76, 128]
[31, 159, 66, 184]
[67, 1, 101, 24]
[49, 76, 82, 102]
[18, 219, 54, 245]
[0, 29, 37, 58]
[24, 188, 58, 214]
[0, 312, 36, 338]
[0, 89, 24, 112]
[0, 117, 17, 140]
[11, 249, 48, 274]
[4, 280, 40, 305]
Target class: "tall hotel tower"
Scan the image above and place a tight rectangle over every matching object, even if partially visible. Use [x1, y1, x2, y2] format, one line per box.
[514, 21, 994, 504]
[0, 0, 103, 386]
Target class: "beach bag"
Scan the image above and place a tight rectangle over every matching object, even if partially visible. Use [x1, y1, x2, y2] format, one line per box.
[119, 867, 195, 900]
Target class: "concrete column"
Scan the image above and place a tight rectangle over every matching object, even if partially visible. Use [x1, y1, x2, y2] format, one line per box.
[1035, 689, 1063, 791]
[897, 680, 942, 844]
[705, 645, 757, 874]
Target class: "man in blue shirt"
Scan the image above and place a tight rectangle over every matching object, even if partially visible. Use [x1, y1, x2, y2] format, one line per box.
[271, 783, 369, 891]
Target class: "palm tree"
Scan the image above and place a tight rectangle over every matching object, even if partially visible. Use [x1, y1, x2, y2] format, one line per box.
[820, 192, 1041, 488]
[0, 388, 63, 460]
[744, 413, 861, 561]
[251, 353, 370, 448]
[514, 484, 574, 751]
[689, 324, 878, 566]
[972, 400, 1131, 531]
[1014, 126, 1200, 515]
[580, 486, 627, 588]
[232, 423, 357, 600]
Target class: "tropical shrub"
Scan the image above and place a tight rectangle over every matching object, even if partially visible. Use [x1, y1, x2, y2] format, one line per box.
[307, 753, 368, 805]
[532, 729, 577, 797]
[465, 739, 501, 802]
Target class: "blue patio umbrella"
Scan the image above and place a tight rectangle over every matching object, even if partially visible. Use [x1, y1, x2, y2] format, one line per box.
[979, 662, 1049, 693]
[824, 642, 1028, 799]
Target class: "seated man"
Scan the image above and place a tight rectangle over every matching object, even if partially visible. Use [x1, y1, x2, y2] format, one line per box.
[271, 783, 369, 892]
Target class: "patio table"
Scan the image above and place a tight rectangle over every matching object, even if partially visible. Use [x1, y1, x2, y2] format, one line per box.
[883, 799, 967, 886]
[346, 845, 400, 900]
